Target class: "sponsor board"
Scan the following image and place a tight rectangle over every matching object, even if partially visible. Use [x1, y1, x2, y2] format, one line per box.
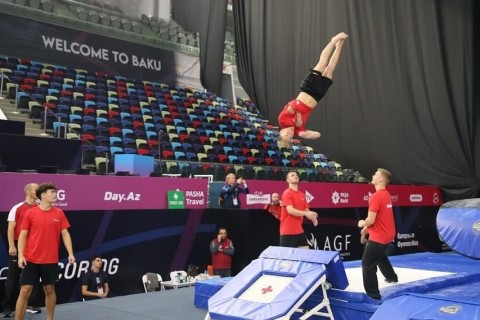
[0, 173, 208, 211]
[240, 180, 443, 209]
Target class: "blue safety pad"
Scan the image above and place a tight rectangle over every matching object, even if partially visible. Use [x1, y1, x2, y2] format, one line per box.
[437, 199, 480, 259]
[259, 246, 349, 289]
[370, 292, 480, 320]
[421, 279, 480, 304]
[208, 256, 327, 320]
[328, 252, 480, 304]
[195, 277, 233, 309]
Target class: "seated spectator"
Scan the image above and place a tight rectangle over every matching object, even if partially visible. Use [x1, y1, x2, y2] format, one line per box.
[81, 255, 109, 300]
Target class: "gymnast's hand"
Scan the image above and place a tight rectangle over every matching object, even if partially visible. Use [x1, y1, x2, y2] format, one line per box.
[306, 210, 319, 226]
[18, 256, 27, 269]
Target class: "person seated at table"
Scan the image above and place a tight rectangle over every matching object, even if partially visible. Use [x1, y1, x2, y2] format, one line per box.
[82, 255, 109, 300]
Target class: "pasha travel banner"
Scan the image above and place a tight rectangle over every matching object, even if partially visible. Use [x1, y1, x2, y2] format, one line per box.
[241, 181, 443, 209]
[0, 173, 208, 211]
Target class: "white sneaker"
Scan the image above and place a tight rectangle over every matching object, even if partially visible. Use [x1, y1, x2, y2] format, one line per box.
[26, 307, 41, 314]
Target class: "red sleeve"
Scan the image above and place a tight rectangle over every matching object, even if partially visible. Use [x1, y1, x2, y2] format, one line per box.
[20, 209, 32, 231]
[368, 193, 380, 213]
[281, 190, 294, 207]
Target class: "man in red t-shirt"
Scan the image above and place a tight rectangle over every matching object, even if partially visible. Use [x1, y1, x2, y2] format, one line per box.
[264, 192, 282, 220]
[277, 32, 348, 150]
[1, 183, 42, 317]
[358, 168, 398, 300]
[15, 183, 76, 320]
[279, 171, 319, 248]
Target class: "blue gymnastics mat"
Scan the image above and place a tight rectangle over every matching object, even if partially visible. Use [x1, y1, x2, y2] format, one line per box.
[371, 287, 480, 320]
[198, 251, 480, 320]
[206, 246, 347, 320]
[321, 252, 480, 320]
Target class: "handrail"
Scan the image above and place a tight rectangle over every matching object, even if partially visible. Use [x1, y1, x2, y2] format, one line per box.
[0, 71, 67, 137]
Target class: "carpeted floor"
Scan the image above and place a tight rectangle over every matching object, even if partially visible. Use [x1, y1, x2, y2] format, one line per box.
[21, 287, 207, 320]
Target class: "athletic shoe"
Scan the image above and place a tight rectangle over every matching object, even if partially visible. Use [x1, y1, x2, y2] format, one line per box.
[26, 307, 41, 314]
[384, 278, 398, 284]
[0, 312, 13, 318]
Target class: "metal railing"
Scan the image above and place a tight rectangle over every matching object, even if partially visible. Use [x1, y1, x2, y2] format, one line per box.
[0, 71, 67, 138]
[0, 72, 19, 114]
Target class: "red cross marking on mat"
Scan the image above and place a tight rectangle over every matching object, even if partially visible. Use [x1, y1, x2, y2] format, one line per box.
[261, 286, 273, 294]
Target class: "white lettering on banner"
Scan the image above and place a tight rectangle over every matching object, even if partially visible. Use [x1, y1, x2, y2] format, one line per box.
[186, 191, 204, 197]
[132, 55, 162, 71]
[304, 190, 314, 203]
[53, 189, 68, 207]
[42, 35, 109, 60]
[397, 232, 419, 248]
[409, 194, 423, 202]
[41, 35, 161, 71]
[397, 240, 419, 248]
[364, 192, 398, 203]
[186, 198, 204, 205]
[308, 233, 352, 256]
[363, 192, 372, 201]
[331, 191, 349, 205]
[322, 234, 351, 251]
[0, 267, 8, 279]
[184, 190, 205, 206]
[397, 232, 415, 239]
[56, 190, 65, 201]
[111, 50, 129, 64]
[104, 191, 141, 202]
[246, 193, 270, 205]
[58, 258, 120, 280]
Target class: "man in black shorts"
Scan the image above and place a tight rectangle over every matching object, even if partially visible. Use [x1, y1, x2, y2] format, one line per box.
[277, 32, 348, 149]
[15, 183, 75, 320]
[279, 171, 319, 248]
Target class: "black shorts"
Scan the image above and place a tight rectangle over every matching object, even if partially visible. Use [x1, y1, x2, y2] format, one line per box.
[20, 262, 59, 286]
[300, 70, 333, 101]
[279, 233, 308, 248]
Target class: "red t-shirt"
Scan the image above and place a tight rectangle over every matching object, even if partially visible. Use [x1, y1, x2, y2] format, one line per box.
[280, 187, 308, 235]
[264, 203, 281, 220]
[277, 99, 313, 136]
[367, 189, 396, 244]
[21, 206, 71, 264]
[8, 202, 38, 240]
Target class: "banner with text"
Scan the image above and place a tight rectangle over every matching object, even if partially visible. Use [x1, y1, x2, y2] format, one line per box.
[242, 181, 443, 208]
[0, 173, 208, 211]
[0, 12, 175, 81]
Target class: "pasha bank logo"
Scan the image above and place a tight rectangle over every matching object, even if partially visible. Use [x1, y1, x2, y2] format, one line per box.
[331, 191, 349, 205]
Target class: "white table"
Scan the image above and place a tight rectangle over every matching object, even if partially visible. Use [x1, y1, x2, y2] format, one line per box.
[161, 280, 196, 290]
